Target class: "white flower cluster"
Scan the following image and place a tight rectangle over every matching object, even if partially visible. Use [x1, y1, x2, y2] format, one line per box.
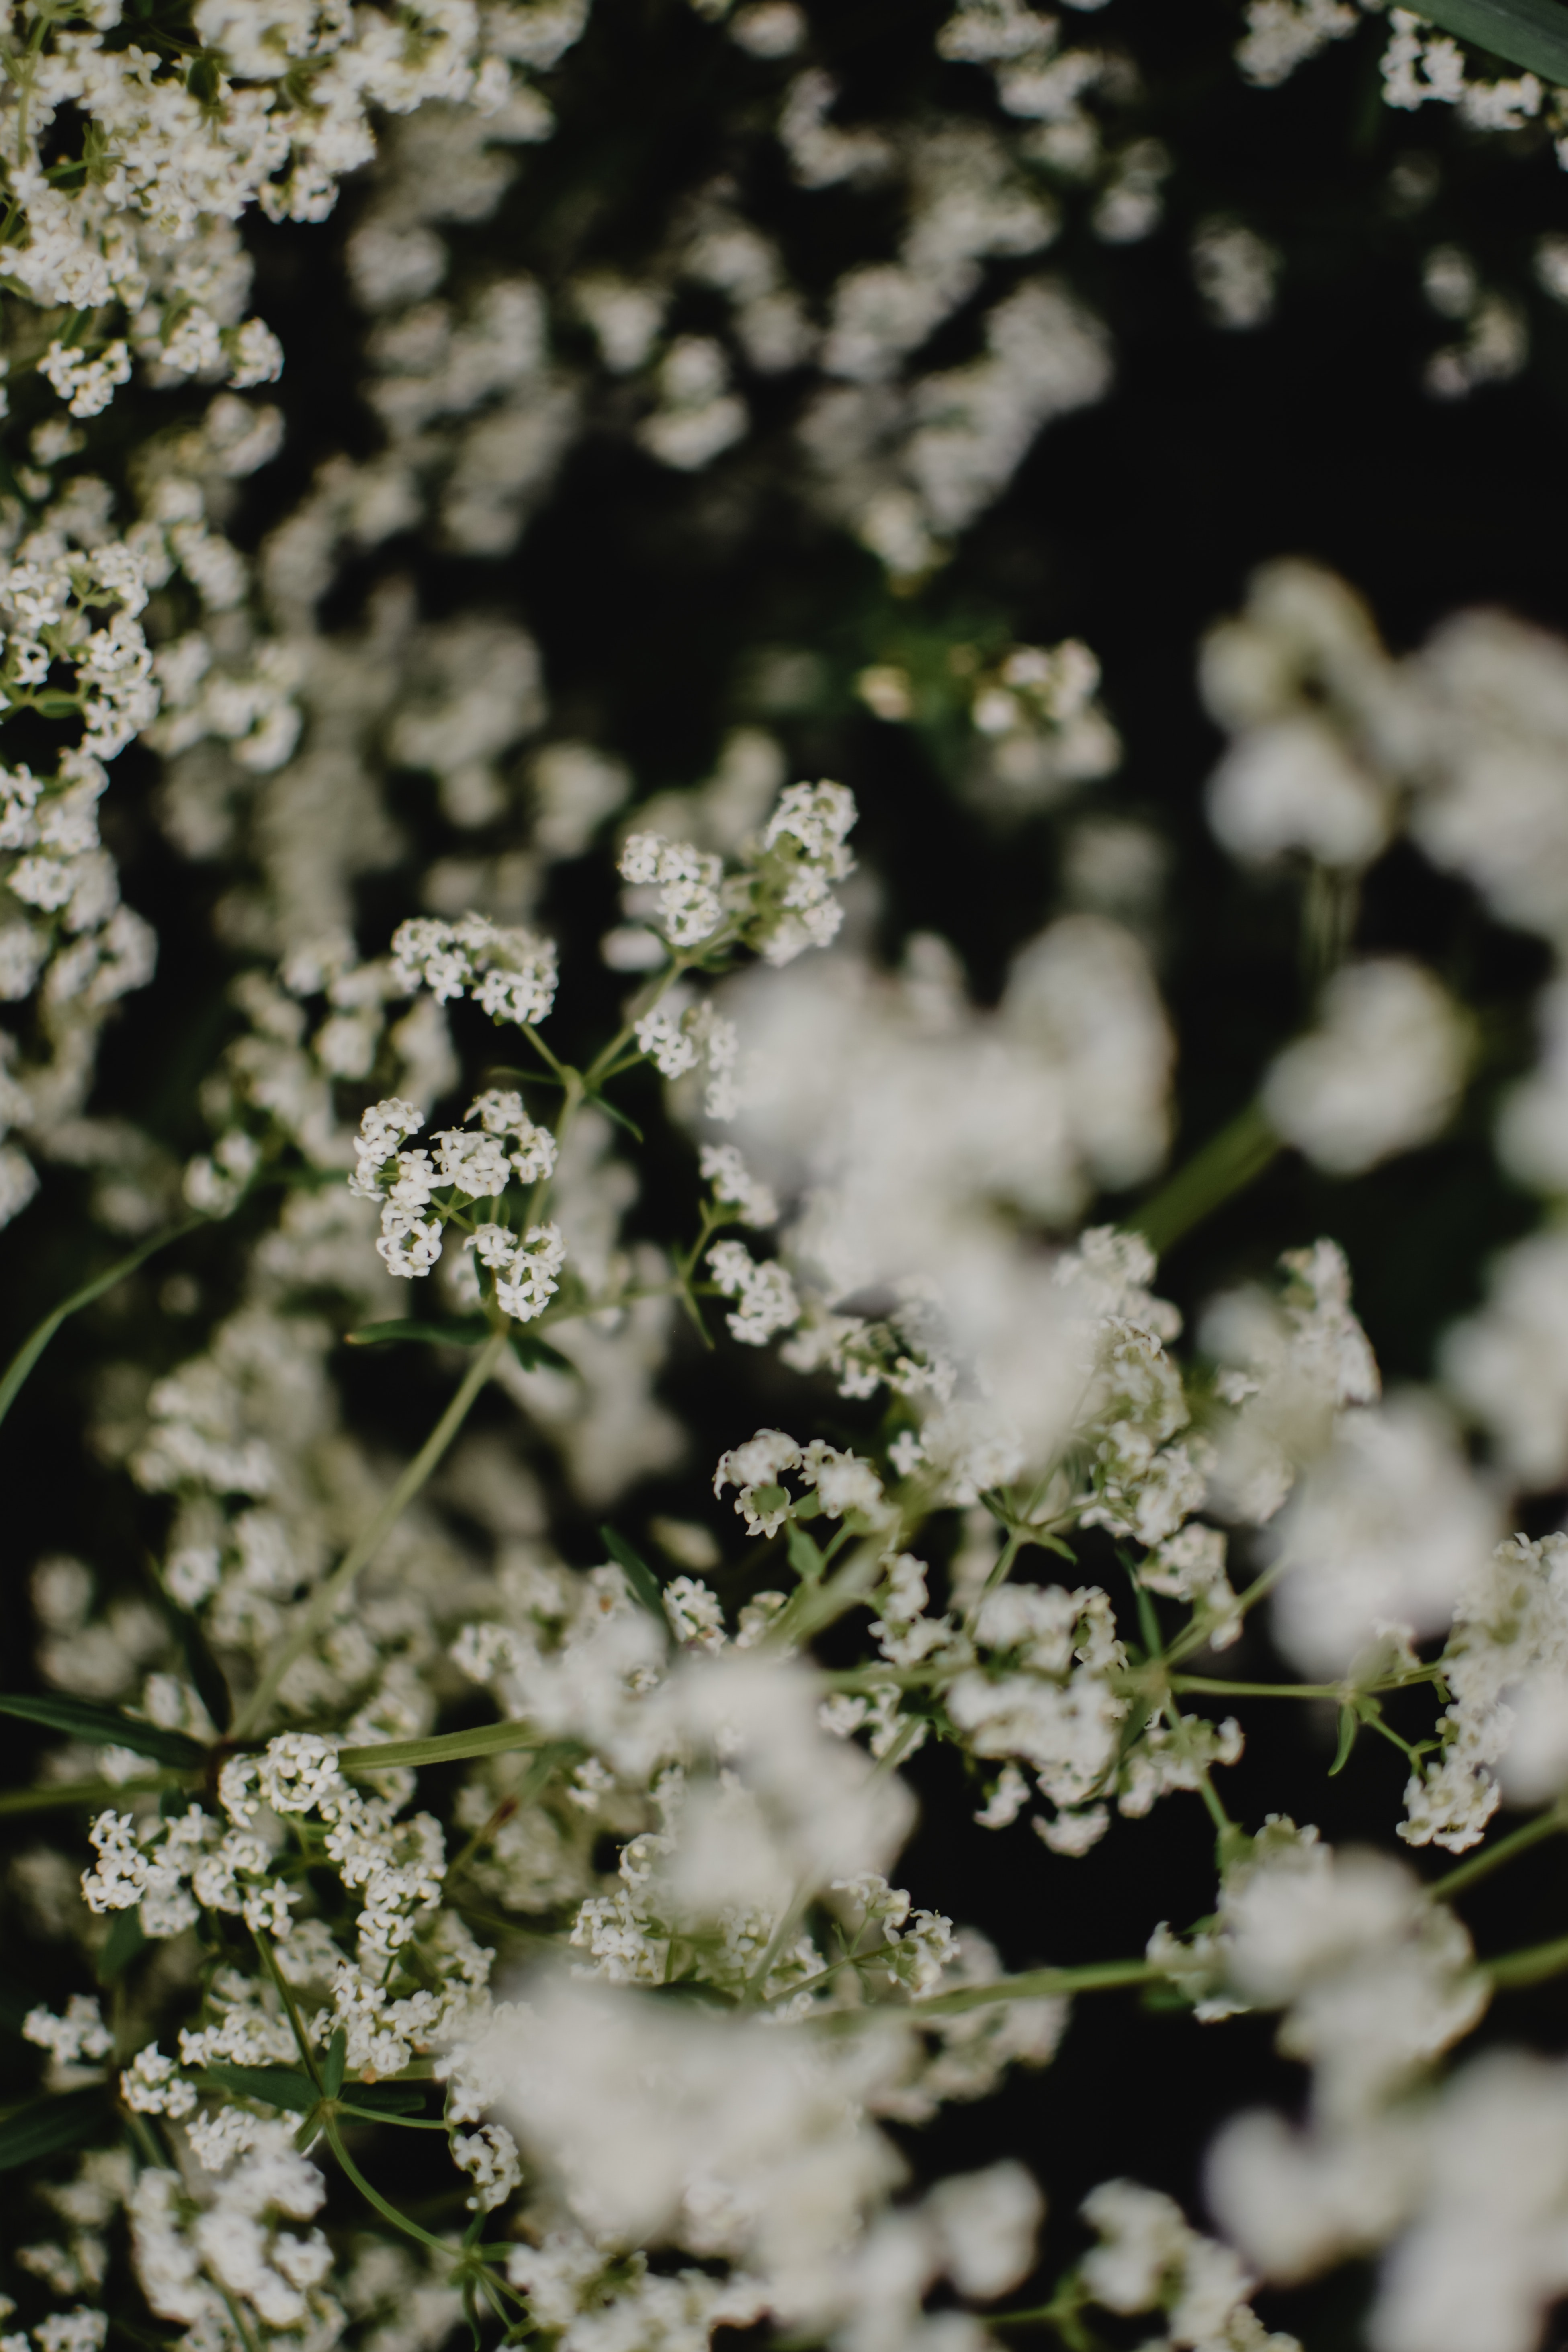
[698, 1138, 777, 1226]
[860, 635, 1122, 812]
[618, 777, 858, 967]
[619, 832, 726, 948]
[1232, 0, 1566, 175]
[0, 0, 580, 422]
[1402, 1533, 1568, 1853]
[349, 1088, 564, 1291]
[707, 1237, 800, 1343]
[130, 2119, 333, 2344]
[390, 910, 559, 1026]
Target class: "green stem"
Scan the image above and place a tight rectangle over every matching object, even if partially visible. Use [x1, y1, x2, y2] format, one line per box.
[1430, 1799, 1568, 1901]
[1486, 1931, 1568, 1988]
[323, 2112, 452, 2254]
[766, 1541, 883, 1654]
[1169, 1672, 1437, 1701]
[1123, 1101, 1281, 1260]
[254, 1930, 323, 2091]
[1164, 1558, 1288, 1667]
[443, 1747, 563, 1887]
[233, 1327, 510, 1738]
[0, 1214, 204, 1435]
[909, 1957, 1162, 2018]
[216, 2284, 265, 2352]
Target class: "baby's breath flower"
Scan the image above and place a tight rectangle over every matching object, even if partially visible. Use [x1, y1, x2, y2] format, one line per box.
[708, 1238, 799, 1343]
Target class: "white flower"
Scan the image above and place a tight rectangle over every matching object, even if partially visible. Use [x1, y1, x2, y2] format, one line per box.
[452, 2122, 522, 2211]
[700, 1140, 778, 1226]
[714, 1427, 804, 1535]
[1263, 959, 1469, 1175]
[708, 1239, 799, 1344]
[23, 1995, 113, 2067]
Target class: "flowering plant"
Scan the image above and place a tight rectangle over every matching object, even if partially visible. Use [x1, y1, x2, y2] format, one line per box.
[11, 4, 1568, 2352]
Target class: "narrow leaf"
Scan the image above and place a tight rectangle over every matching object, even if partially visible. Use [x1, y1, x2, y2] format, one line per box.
[339, 1719, 538, 1772]
[98, 1905, 146, 1984]
[0, 1214, 203, 1435]
[323, 2028, 346, 2101]
[1415, 0, 1568, 82]
[0, 1694, 205, 1771]
[345, 1315, 491, 1349]
[786, 1522, 823, 1580]
[600, 1527, 667, 1624]
[197, 2063, 317, 2113]
[585, 1091, 643, 1143]
[0, 2087, 108, 2170]
[338, 2080, 428, 2114]
[509, 1331, 573, 1374]
[1329, 1705, 1359, 1778]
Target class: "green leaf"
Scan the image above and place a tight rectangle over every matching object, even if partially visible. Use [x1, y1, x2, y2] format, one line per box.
[198, 2064, 318, 2113]
[338, 1719, 539, 1772]
[0, 1214, 204, 1435]
[345, 1315, 492, 1349]
[509, 1331, 573, 1374]
[98, 1906, 146, 1984]
[33, 693, 81, 720]
[338, 2080, 428, 2114]
[0, 2087, 108, 2170]
[585, 1091, 644, 1143]
[483, 1065, 563, 1090]
[1414, 0, 1568, 82]
[0, 1694, 205, 1771]
[1329, 1705, 1359, 1778]
[323, 2027, 346, 2101]
[786, 1522, 823, 1580]
[600, 1527, 667, 1624]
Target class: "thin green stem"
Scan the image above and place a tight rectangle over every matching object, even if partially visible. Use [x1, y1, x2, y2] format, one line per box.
[520, 1023, 572, 1082]
[1431, 1799, 1568, 1901]
[1487, 1932, 1568, 1988]
[335, 2104, 450, 2130]
[233, 1327, 510, 1737]
[322, 2112, 452, 2254]
[254, 1930, 323, 2092]
[908, 1957, 1162, 2018]
[443, 1747, 563, 1888]
[216, 2284, 265, 2352]
[1164, 1558, 1288, 1667]
[0, 1214, 204, 1435]
[1123, 1100, 1281, 1261]
[1169, 1672, 1439, 1701]
[766, 1539, 883, 1654]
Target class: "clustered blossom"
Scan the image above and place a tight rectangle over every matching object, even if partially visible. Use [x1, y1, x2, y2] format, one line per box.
[618, 780, 858, 968]
[698, 1139, 778, 1225]
[619, 831, 726, 947]
[1401, 1532, 1568, 1853]
[391, 911, 559, 1026]
[707, 1236, 800, 1342]
[349, 1088, 565, 1295]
